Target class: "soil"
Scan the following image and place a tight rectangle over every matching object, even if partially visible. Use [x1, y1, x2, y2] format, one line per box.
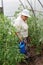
[34, 56, 43, 65]
[18, 55, 43, 65]
[18, 46, 43, 65]
[28, 46, 43, 65]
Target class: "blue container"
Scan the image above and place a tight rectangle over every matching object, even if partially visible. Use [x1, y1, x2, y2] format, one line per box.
[19, 41, 27, 54]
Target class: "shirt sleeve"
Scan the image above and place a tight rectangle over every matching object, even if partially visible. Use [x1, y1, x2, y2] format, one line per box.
[13, 20, 21, 32]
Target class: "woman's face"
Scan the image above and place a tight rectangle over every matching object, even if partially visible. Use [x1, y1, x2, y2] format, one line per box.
[21, 15, 28, 21]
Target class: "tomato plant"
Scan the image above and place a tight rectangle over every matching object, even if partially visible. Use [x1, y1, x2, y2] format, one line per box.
[27, 15, 43, 54]
[0, 14, 25, 65]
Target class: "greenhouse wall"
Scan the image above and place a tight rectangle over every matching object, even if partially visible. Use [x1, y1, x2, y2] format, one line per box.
[0, 0, 43, 17]
[0, 0, 2, 7]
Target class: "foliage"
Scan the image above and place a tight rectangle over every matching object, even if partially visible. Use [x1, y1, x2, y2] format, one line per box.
[0, 8, 43, 65]
[27, 15, 43, 54]
[0, 14, 25, 65]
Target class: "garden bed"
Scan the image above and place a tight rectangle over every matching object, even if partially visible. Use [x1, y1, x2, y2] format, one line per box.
[17, 45, 43, 65]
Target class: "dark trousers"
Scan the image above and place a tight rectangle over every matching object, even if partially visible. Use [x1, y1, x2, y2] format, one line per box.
[23, 37, 30, 58]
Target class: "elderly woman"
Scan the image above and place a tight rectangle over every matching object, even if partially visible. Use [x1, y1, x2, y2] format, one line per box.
[13, 9, 31, 58]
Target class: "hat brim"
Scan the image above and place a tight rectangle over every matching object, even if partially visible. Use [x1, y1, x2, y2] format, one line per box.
[21, 13, 31, 17]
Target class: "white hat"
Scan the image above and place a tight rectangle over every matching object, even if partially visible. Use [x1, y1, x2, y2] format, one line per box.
[21, 9, 31, 17]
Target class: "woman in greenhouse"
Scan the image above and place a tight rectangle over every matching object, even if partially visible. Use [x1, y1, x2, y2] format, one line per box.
[13, 9, 31, 59]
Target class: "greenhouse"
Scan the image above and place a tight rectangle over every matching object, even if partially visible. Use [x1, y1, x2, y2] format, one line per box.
[0, 0, 43, 65]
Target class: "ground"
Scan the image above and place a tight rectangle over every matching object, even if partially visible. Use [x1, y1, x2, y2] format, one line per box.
[18, 46, 43, 65]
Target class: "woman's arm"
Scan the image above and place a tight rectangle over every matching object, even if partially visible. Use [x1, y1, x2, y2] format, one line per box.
[15, 32, 23, 42]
